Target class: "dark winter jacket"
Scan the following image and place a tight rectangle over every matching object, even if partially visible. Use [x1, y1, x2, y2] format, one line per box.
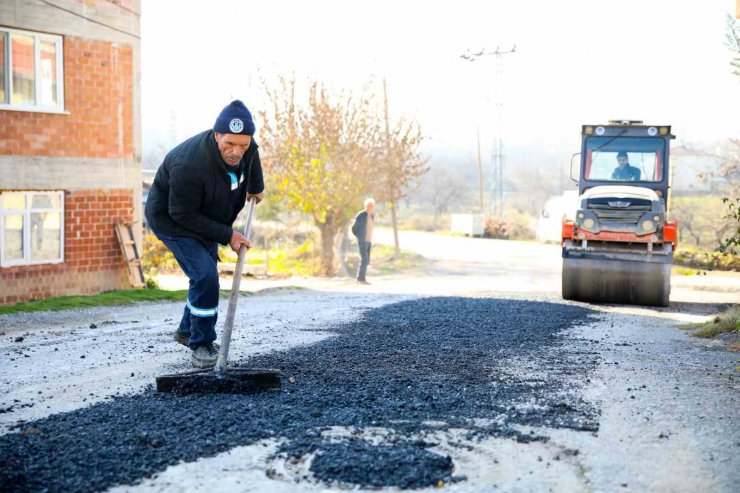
[351, 210, 372, 242]
[612, 164, 641, 181]
[145, 130, 264, 246]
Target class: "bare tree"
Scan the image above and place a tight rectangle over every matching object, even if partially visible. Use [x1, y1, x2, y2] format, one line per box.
[727, 14, 740, 78]
[672, 199, 702, 246]
[258, 77, 381, 275]
[422, 168, 468, 222]
[671, 196, 735, 249]
[375, 79, 428, 256]
[721, 14, 740, 253]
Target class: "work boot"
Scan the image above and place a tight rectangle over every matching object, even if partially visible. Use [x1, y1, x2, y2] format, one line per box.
[191, 343, 219, 369]
[174, 331, 218, 351]
[173, 331, 189, 347]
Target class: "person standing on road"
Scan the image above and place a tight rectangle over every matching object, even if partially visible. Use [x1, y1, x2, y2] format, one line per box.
[144, 100, 264, 368]
[351, 198, 375, 284]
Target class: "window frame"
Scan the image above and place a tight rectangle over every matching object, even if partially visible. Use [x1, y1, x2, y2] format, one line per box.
[583, 136, 667, 184]
[0, 190, 65, 267]
[0, 27, 65, 114]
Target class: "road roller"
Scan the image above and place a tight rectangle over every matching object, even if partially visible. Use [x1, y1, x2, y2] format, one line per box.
[561, 120, 678, 306]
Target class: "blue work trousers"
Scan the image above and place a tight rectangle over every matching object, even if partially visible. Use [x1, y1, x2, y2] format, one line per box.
[356, 240, 372, 282]
[150, 228, 220, 349]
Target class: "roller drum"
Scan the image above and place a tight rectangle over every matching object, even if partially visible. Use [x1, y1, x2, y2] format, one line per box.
[562, 256, 671, 307]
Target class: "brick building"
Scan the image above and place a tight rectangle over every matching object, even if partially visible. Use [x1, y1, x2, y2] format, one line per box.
[0, 0, 141, 305]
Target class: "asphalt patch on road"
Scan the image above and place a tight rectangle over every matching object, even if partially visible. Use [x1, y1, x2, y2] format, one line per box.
[300, 438, 454, 489]
[0, 297, 598, 492]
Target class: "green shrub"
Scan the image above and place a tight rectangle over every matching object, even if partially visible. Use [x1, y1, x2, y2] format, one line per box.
[484, 216, 533, 240]
[141, 232, 179, 275]
[218, 240, 319, 277]
[674, 247, 740, 271]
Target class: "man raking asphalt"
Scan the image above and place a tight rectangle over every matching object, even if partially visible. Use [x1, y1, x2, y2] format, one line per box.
[145, 100, 280, 393]
[155, 197, 280, 394]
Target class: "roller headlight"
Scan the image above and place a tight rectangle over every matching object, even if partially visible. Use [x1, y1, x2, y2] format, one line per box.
[583, 218, 595, 229]
[641, 220, 654, 231]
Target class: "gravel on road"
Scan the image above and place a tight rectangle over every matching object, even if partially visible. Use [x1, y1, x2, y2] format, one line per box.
[0, 297, 597, 492]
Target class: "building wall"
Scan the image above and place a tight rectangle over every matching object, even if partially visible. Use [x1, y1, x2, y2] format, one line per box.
[0, 189, 134, 305]
[0, 38, 133, 158]
[0, 0, 141, 305]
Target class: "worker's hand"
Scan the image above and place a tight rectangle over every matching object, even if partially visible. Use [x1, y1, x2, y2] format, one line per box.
[229, 231, 251, 253]
[247, 192, 264, 204]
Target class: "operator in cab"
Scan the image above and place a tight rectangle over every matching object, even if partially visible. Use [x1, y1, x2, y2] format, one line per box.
[611, 151, 641, 181]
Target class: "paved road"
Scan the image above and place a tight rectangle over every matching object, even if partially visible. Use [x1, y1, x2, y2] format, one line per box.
[373, 228, 740, 304]
[0, 229, 738, 492]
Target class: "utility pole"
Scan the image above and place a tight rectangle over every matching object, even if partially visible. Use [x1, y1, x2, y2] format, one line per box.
[461, 45, 516, 219]
[383, 78, 400, 257]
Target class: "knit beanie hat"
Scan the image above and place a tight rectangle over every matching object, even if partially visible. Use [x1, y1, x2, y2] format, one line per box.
[213, 100, 256, 135]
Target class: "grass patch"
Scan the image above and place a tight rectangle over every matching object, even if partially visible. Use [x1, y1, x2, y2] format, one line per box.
[343, 244, 427, 276]
[0, 286, 298, 316]
[0, 288, 191, 315]
[370, 245, 429, 274]
[679, 306, 740, 339]
[219, 243, 317, 277]
[672, 266, 705, 276]
[250, 285, 307, 296]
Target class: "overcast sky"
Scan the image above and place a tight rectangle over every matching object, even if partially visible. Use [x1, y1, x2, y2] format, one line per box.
[141, 0, 739, 156]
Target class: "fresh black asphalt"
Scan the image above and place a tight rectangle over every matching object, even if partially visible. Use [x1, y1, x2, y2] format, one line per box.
[0, 297, 598, 491]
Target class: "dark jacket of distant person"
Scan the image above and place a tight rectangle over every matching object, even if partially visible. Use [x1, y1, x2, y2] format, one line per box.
[351, 210, 372, 241]
[145, 129, 264, 247]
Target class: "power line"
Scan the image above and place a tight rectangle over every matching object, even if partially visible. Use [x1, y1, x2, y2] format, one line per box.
[460, 45, 516, 62]
[36, 0, 141, 39]
[460, 45, 516, 219]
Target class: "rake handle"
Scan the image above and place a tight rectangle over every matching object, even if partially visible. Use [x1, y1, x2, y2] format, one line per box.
[215, 197, 257, 374]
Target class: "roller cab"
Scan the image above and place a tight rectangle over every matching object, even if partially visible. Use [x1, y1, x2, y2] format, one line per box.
[562, 121, 678, 306]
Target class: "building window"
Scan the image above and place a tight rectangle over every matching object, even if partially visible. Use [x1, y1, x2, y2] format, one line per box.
[0, 191, 64, 267]
[0, 27, 64, 113]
